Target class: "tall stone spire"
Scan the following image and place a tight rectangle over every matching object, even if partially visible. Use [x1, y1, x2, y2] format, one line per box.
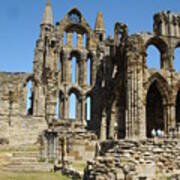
[41, 0, 53, 25]
[95, 11, 105, 31]
[95, 11, 105, 41]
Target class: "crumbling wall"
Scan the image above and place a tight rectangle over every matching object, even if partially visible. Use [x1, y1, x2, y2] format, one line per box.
[0, 72, 47, 147]
[85, 139, 180, 179]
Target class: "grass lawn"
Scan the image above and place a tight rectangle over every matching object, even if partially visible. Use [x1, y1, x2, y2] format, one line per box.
[0, 171, 71, 180]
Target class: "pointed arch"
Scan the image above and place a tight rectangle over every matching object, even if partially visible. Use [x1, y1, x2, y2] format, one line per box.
[145, 73, 169, 103]
[70, 50, 81, 85]
[145, 73, 170, 138]
[145, 37, 168, 69]
[146, 81, 164, 137]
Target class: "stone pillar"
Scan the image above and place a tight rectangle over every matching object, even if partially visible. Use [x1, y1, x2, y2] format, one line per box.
[33, 44, 46, 116]
[109, 110, 115, 139]
[77, 34, 83, 49]
[91, 52, 96, 86]
[76, 98, 81, 122]
[80, 95, 87, 126]
[100, 110, 107, 141]
[168, 104, 176, 132]
[76, 61, 79, 85]
[64, 95, 69, 120]
[80, 52, 87, 87]
[66, 32, 73, 48]
[162, 48, 174, 71]
[62, 51, 71, 84]
[125, 36, 146, 140]
[59, 95, 64, 120]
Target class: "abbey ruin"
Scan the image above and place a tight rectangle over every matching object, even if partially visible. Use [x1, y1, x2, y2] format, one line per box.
[1, 0, 180, 179]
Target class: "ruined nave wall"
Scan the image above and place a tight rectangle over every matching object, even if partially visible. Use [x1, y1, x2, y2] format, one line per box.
[0, 72, 47, 147]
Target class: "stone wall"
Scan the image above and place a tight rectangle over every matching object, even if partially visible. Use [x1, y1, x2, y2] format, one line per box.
[41, 121, 97, 166]
[0, 72, 47, 147]
[84, 139, 180, 179]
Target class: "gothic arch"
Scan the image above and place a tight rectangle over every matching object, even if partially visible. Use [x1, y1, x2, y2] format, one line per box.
[145, 72, 169, 103]
[145, 37, 168, 69]
[145, 73, 169, 137]
[68, 87, 82, 98]
[70, 50, 81, 59]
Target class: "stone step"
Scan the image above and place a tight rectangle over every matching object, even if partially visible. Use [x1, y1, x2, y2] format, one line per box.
[10, 157, 38, 162]
[4, 164, 52, 168]
[0, 150, 53, 172]
[2, 163, 54, 172]
[12, 152, 39, 158]
[6, 161, 43, 166]
[1, 166, 53, 172]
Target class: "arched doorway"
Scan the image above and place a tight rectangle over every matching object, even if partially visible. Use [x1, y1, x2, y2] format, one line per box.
[146, 81, 164, 137]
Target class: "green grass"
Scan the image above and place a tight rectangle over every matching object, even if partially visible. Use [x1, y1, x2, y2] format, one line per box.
[0, 171, 71, 180]
[71, 162, 86, 172]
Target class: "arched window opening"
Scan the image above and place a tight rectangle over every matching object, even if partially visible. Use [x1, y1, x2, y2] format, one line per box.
[83, 33, 87, 48]
[174, 47, 180, 72]
[86, 96, 91, 121]
[63, 32, 67, 46]
[72, 57, 77, 84]
[176, 89, 180, 125]
[56, 97, 60, 119]
[146, 45, 161, 69]
[87, 57, 91, 85]
[73, 32, 77, 48]
[146, 82, 164, 138]
[26, 81, 33, 115]
[69, 93, 77, 120]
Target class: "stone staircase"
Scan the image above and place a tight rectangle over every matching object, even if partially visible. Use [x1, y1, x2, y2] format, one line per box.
[1, 151, 54, 172]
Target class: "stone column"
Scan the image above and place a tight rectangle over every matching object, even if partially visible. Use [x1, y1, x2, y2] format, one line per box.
[109, 110, 115, 139]
[125, 37, 146, 140]
[66, 32, 73, 48]
[80, 95, 87, 126]
[59, 95, 64, 120]
[80, 52, 87, 87]
[100, 110, 107, 141]
[64, 95, 69, 120]
[76, 61, 79, 85]
[91, 52, 96, 86]
[63, 50, 71, 84]
[77, 34, 83, 49]
[76, 98, 81, 123]
[168, 103, 176, 132]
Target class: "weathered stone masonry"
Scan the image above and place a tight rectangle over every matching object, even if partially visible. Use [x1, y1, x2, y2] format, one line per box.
[1, 2, 180, 175]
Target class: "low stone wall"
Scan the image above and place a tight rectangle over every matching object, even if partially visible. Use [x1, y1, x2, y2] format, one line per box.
[0, 115, 47, 147]
[84, 139, 180, 179]
[41, 121, 97, 167]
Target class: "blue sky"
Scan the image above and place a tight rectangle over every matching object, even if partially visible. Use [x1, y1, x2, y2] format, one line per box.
[0, 0, 180, 72]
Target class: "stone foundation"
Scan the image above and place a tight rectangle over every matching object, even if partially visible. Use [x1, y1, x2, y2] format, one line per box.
[84, 139, 180, 179]
[41, 121, 97, 167]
